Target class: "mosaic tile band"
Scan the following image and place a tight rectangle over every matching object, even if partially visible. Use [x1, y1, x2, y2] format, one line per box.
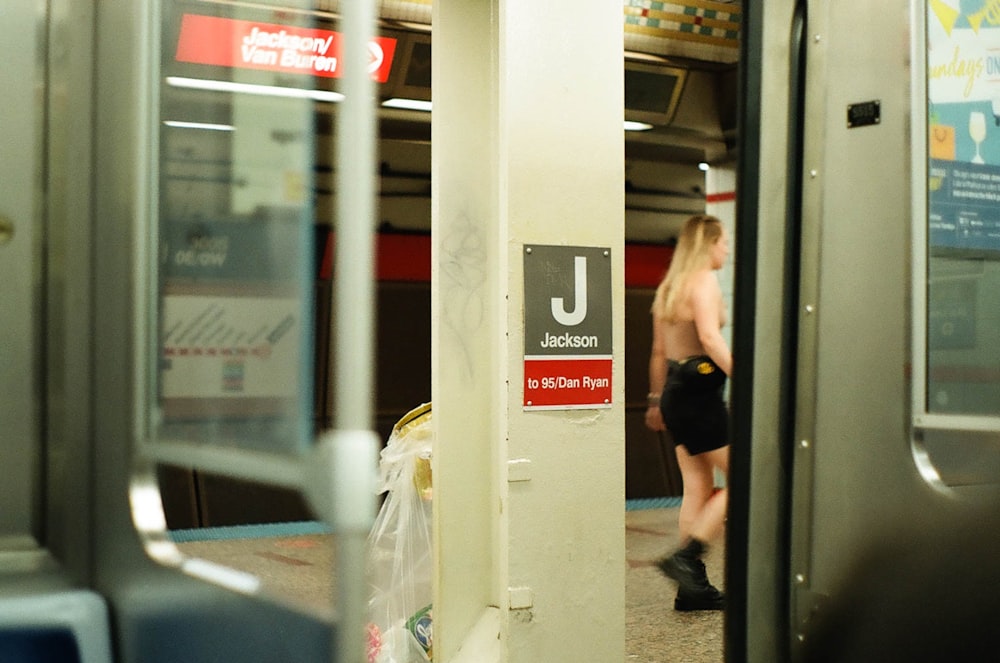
[625, 0, 740, 54]
[315, 0, 741, 63]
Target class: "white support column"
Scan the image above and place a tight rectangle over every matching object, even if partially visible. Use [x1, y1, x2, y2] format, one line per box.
[706, 165, 737, 489]
[432, 1, 625, 662]
[706, 166, 738, 348]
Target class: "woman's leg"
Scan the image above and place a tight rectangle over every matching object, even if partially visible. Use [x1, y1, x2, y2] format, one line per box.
[674, 443, 716, 541]
[658, 445, 730, 610]
[685, 445, 729, 544]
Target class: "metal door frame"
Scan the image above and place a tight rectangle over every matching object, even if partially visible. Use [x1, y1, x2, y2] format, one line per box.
[728, 1, 805, 660]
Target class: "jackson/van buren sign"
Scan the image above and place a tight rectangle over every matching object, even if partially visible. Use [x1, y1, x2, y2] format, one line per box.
[523, 245, 612, 410]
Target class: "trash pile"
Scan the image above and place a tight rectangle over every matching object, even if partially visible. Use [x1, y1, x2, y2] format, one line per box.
[365, 403, 433, 663]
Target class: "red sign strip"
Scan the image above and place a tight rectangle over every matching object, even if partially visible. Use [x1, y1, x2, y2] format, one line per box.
[175, 14, 396, 83]
[524, 357, 613, 409]
[705, 191, 736, 204]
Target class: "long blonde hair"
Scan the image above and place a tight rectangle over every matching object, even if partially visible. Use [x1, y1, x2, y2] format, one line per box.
[651, 214, 723, 322]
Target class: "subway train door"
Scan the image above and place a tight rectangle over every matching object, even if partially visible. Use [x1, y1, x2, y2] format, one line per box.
[731, 1, 1000, 661]
[0, 0, 379, 661]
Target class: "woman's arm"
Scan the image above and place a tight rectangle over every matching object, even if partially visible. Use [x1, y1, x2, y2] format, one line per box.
[691, 270, 733, 376]
[645, 314, 667, 431]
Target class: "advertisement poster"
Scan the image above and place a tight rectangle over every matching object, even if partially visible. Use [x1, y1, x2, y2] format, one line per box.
[928, 0, 1000, 253]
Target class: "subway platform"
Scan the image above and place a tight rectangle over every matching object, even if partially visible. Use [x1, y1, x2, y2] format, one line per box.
[170, 501, 725, 663]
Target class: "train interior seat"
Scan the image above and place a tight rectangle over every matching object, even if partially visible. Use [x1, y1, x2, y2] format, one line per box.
[0, 591, 112, 663]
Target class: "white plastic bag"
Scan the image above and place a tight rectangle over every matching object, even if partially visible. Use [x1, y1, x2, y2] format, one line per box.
[366, 404, 434, 663]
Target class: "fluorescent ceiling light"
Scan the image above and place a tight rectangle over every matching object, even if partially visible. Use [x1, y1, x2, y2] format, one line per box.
[382, 98, 433, 112]
[163, 120, 235, 132]
[698, 162, 710, 171]
[624, 120, 653, 131]
[166, 76, 345, 103]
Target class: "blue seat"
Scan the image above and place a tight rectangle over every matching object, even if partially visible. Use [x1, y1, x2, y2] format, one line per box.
[0, 591, 112, 663]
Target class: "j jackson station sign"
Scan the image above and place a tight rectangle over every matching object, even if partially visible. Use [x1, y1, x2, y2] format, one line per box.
[523, 245, 613, 410]
[175, 14, 397, 82]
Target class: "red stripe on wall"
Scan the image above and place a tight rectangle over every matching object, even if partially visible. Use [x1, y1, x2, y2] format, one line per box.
[318, 228, 333, 279]
[377, 233, 432, 281]
[624, 243, 673, 289]
[706, 191, 736, 204]
[318, 231, 432, 282]
[319, 231, 672, 287]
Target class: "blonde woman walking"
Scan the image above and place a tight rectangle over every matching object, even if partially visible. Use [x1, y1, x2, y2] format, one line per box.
[644, 214, 731, 611]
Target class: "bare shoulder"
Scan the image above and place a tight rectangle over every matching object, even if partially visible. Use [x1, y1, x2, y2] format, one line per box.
[689, 268, 721, 294]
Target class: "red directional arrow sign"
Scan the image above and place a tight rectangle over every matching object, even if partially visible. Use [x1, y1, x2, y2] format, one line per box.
[175, 14, 397, 82]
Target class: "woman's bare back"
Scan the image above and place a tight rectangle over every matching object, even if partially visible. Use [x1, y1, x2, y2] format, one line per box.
[661, 318, 706, 361]
[659, 269, 727, 362]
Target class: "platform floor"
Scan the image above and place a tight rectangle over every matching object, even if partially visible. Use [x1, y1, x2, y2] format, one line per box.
[625, 507, 725, 663]
[173, 506, 724, 663]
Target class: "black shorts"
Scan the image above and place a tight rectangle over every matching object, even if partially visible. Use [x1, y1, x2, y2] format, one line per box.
[659, 355, 729, 456]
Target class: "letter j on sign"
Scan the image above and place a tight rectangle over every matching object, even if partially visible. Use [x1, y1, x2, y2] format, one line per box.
[523, 245, 613, 410]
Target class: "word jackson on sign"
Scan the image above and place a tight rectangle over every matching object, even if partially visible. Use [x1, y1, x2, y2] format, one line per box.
[175, 14, 397, 82]
[523, 245, 613, 410]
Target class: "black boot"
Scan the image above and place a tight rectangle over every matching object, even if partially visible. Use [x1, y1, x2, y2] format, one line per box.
[656, 539, 720, 598]
[674, 573, 725, 611]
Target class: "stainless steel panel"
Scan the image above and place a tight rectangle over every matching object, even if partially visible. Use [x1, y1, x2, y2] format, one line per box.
[794, 0, 914, 620]
[788, 0, 961, 652]
[0, 0, 44, 543]
[44, 0, 98, 582]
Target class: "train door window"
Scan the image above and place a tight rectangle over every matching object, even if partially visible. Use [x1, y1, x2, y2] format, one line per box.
[135, 0, 353, 612]
[154, 1, 323, 461]
[916, 2, 1000, 484]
